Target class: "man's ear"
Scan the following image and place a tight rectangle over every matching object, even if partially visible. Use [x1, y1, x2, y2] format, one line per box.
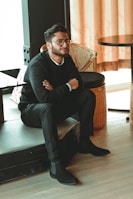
[46, 42, 51, 50]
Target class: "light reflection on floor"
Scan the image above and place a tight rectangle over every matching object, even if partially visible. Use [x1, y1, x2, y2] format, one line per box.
[106, 89, 130, 111]
[102, 69, 131, 111]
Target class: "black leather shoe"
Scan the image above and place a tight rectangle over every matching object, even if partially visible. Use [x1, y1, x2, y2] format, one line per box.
[78, 141, 110, 156]
[50, 161, 78, 185]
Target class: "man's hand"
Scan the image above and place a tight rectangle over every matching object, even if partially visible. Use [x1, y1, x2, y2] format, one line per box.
[68, 78, 79, 90]
[43, 80, 53, 91]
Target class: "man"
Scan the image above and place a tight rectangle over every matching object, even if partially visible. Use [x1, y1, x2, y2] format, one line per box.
[18, 23, 110, 185]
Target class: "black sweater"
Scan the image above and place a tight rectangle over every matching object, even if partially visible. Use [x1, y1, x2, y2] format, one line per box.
[19, 50, 83, 110]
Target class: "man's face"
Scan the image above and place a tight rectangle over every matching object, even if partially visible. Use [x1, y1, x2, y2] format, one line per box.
[48, 32, 70, 57]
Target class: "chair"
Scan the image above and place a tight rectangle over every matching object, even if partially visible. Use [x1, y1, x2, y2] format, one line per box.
[40, 42, 107, 130]
[69, 42, 97, 72]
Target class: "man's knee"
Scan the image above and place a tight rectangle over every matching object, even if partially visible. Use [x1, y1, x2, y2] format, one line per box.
[83, 89, 96, 103]
[40, 103, 53, 114]
[39, 103, 53, 112]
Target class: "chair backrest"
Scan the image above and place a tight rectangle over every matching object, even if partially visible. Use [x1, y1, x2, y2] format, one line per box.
[69, 43, 97, 72]
[40, 42, 97, 72]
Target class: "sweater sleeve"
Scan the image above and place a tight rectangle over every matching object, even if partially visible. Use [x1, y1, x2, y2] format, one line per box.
[28, 65, 71, 103]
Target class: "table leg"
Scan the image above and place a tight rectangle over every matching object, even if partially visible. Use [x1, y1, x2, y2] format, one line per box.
[0, 89, 4, 124]
[131, 46, 133, 83]
[130, 46, 133, 124]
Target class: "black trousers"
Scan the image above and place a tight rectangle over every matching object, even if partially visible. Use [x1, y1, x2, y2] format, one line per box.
[20, 89, 96, 162]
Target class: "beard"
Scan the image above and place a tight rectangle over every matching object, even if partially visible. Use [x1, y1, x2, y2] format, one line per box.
[51, 45, 69, 57]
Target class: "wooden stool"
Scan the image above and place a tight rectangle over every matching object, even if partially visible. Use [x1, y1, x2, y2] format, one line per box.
[80, 72, 106, 130]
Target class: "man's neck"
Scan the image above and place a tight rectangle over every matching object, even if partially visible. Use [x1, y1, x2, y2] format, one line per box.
[48, 52, 63, 64]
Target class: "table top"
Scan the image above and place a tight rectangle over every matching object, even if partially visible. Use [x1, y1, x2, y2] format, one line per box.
[98, 34, 133, 47]
[0, 72, 25, 89]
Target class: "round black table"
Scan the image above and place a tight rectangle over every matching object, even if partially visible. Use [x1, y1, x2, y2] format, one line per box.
[98, 34, 133, 82]
[98, 35, 133, 122]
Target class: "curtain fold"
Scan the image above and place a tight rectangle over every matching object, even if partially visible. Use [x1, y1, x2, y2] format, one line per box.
[70, 0, 133, 72]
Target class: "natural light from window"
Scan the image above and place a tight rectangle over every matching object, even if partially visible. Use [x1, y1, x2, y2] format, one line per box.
[0, 0, 24, 71]
[102, 68, 131, 92]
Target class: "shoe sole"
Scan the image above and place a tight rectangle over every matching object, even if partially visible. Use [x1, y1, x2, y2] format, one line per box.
[50, 172, 78, 185]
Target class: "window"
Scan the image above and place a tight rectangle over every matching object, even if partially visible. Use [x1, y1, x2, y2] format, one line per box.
[0, 0, 24, 71]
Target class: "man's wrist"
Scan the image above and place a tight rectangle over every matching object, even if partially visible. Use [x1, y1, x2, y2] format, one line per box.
[66, 83, 72, 92]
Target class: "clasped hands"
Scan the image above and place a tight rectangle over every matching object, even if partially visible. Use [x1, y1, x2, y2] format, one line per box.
[43, 78, 79, 91]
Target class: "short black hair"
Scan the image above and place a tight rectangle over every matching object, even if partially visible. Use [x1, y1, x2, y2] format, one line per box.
[44, 23, 69, 42]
